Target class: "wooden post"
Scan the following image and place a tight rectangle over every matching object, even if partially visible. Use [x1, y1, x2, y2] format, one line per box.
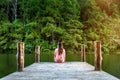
[16, 42, 24, 71]
[81, 45, 86, 62]
[35, 46, 40, 62]
[94, 41, 102, 71]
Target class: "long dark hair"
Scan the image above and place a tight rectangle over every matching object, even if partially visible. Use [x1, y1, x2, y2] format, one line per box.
[58, 42, 63, 55]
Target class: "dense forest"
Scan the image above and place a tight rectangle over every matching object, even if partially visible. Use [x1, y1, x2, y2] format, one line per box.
[0, 0, 120, 54]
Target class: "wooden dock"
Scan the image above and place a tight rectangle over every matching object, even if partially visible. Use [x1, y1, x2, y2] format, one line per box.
[0, 62, 119, 80]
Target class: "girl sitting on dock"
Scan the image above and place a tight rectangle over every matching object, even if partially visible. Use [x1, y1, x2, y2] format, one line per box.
[54, 41, 66, 63]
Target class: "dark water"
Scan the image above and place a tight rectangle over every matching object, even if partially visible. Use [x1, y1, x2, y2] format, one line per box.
[102, 54, 120, 78]
[0, 54, 35, 78]
[0, 53, 120, 79]
[86, 54, 120, 79]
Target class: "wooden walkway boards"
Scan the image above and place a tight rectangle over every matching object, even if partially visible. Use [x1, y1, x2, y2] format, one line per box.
[0, 62, 119, 80]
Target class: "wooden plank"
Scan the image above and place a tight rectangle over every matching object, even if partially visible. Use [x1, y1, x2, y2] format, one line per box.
[0, 62, 119, 80]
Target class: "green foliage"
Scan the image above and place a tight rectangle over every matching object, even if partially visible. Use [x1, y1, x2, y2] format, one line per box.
[24, 22, 40, 53]
[63, 20, 83, 52]
[0, 0, 120, 54]
[0, 20, 23, 50]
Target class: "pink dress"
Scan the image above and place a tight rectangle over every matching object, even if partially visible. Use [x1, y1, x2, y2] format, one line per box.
[54, 48, 66, 63]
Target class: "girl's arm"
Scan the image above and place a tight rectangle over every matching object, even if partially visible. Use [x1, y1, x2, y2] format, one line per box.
[63, 49, 66, 62]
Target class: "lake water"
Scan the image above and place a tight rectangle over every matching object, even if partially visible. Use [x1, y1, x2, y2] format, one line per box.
[0, 53, 120, 79]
